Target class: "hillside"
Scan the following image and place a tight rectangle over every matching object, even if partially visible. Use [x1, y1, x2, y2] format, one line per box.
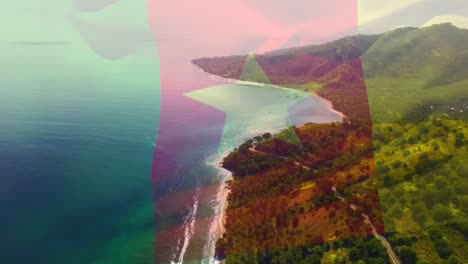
[217, 121, 387, 263]
[193, 34, 381, 121]
[203, 23, 468, 264]
[217, 116, 467, 264]
[192, 23, 468, 123]
[362, 23, 468, 122]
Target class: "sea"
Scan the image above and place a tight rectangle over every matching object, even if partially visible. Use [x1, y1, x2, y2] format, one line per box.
[0, 39, 342, 264]
[0, 40, 160, 263]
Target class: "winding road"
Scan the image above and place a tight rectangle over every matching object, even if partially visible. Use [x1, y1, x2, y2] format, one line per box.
[333, 188, 401, 264]
[249, 146, 311, 171]
[250, 145, 400, 264]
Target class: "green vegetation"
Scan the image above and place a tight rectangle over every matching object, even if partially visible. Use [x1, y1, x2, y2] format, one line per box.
[374, 117, 467, 229]
[219, 115, 467, 263]
[217, 236, 389, 264]
[194, 24, 468, 123]
[372, 115, 467, 263]
[222, 141, 284, 178]
[363, 24, 468, 123]
[201, 23, 468, 263]
[218, 120, 388, 263]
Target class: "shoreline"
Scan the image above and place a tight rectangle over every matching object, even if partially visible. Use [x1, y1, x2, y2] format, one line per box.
[316, 93, 347, 119]
[195, 63, 346, 262]
[208, 125, 290, 263]
[207, 92, 345, 262]
[206, 152, 232, 264]
[193, 63, 347, 121]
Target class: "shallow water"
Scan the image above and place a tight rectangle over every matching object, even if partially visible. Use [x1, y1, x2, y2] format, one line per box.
[0, 40, 160, 263]
[1, 7, 344, 262]
[0, 41, 343, 264]
[176, 82, 343, 263]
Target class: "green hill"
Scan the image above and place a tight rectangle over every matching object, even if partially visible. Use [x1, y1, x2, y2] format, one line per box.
[203, 23, 468, 264]
[193, 23, 468, 123]
[362, 23, 468, 122]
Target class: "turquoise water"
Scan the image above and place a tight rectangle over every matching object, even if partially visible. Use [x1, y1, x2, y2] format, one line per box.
[0, 45, 343, 263]
[178, 82, 343, 264]
[0, 42, 160, 263]
[186, 82, 342, 154]
[0, 3, 343, 262]
[1, 1, 163, 262]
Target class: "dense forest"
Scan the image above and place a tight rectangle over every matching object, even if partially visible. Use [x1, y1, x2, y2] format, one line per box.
[197, 23, 468, 263]
[193, 24, 468, 123]
[217, 115, 467, 263]
[218, 120, 388, 263]
[193, 34, 377, 121]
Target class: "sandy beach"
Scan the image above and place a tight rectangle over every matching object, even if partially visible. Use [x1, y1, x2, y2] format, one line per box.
[197, 64, 346, 263]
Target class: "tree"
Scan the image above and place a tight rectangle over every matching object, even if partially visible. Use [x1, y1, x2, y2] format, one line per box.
[262, 132, 272, 140]
[447, 255, 461, 264]
[455, 164, 468, 178]
[392, 160, 402, 169]
[349, 247, 364, 261]
[410, 202, 426, 226]
[428, 229, 443, 241]
[366, 258, 386, 264]
[434, 177, 449, 189]
[274, 247, 303, 264]
[432, 204, 453, 222]
[459, 195, 468, 215]
[389, 204, 404, 219]
[398, 245, 417, 264]
[376, 164, 390, 174]
[395, 234, 415, 246]
[303, 253, 321, 264]
[455, 132, 464, 147]
[434, 240, 452, 259]
[383, 175, 394, 187]
[402, 149, 411, 157]
[364, 239, 387, 259]
[422, 189, 438, 208]
[453, 180, 468, 195]
[215, 238, 228, 260]
[451, 222, 468, 240]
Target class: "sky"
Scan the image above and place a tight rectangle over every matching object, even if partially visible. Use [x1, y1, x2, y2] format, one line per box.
[358, 0, 468, 34]
[2, 0, 468, 52]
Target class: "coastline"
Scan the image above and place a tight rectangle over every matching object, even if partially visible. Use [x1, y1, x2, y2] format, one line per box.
[194, 63, 346, 262]
[208, 125, 294, 263]
[207, 92, 345, 262]
[214, 157, 231, 236]
[206, 152, 232, 264]
[193, 63, 347, 121]
[316, 93, 347, 119]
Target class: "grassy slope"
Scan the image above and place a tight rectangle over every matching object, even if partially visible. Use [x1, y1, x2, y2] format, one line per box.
[362, 23, 468, 123]
[208, 23, 468, 263]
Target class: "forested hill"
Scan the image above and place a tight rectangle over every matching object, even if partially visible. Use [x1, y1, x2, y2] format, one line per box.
[363, 23, 468, 122]
[192, 23, 468, 122]
[205, 23, 468, 264]
[192, 34, 381, 121]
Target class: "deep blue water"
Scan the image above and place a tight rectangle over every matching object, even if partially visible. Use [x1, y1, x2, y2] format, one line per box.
[0, 40, 343, 264]
[0, 43, 160, 263]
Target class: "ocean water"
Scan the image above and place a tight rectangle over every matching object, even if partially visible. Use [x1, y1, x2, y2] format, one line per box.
[0, 42, 343, 264]
[1, 4, 343, 262]
[0, 41, 160, 263]
[165, 82, 344, 264]
[0, 45, 345, 264]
